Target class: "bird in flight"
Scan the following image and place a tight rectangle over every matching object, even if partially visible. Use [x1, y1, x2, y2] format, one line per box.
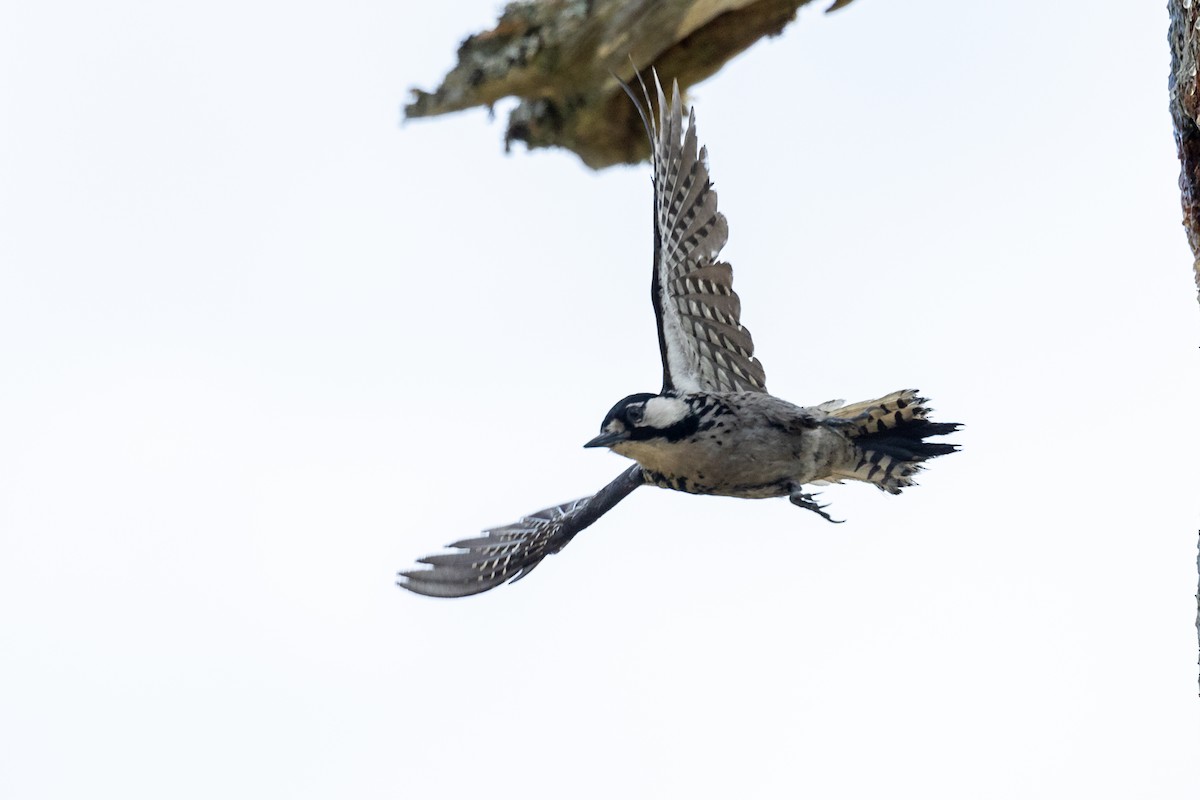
[398, 71, 960, 597]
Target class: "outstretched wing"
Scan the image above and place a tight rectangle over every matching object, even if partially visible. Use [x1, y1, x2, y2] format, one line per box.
[622, 71, 768, 395]
[398, 466, 645, 598]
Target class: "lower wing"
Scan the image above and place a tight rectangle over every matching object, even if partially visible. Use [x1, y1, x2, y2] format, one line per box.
[397, 465, 645, 598]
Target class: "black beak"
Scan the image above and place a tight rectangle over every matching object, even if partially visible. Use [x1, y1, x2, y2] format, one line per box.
[584, 431, 627, 449]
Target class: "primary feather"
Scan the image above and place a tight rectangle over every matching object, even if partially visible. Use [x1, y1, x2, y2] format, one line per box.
[623, 72, 767, 395]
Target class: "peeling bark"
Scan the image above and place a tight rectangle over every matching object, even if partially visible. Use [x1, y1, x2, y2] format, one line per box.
[405, 0, 855, 168]
[1168, 0, 1200, 297]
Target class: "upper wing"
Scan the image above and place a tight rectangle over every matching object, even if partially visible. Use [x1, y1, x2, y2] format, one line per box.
[398, 466, 645, 598]
[622, 71, 768, 395]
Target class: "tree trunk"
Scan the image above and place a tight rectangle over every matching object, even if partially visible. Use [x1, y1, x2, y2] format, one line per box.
[1166, 0, 1200, 693]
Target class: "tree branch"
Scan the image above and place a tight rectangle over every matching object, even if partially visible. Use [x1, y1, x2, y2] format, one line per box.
[405, 0, 856, 168]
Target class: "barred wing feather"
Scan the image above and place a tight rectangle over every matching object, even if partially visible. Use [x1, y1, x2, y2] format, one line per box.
[398, 466, 645, 597]
[623, 72, 768, 395]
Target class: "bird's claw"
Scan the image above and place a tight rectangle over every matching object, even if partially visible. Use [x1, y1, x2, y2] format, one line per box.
[788, 490, 844, 524]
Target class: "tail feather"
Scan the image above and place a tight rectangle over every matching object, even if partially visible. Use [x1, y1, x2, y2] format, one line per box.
[827, 389, 960, 494]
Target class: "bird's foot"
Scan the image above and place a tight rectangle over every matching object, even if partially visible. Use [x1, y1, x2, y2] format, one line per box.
[788, 490, 844, 524]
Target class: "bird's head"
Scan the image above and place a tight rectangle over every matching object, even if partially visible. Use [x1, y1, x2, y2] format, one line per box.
[584, 393, 696, 453]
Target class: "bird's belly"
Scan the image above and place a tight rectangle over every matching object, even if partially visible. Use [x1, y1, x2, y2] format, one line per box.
[621, 434, 824, 499]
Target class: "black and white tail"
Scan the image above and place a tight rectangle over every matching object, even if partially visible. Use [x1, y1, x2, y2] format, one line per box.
[827, 390, 960, 494]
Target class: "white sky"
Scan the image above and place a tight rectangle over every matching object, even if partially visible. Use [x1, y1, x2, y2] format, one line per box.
[2, 1, 1198, 797]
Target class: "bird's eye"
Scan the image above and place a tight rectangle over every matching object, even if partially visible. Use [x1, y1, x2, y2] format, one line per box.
[626, 406, 644, 425]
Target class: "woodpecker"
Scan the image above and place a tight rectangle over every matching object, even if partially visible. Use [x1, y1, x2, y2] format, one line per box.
[398, 71, 960, 598]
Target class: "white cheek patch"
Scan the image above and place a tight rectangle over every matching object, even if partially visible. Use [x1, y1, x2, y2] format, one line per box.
[641, 396, 689, 429]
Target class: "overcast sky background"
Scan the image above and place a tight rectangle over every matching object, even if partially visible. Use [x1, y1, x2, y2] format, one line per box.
[2, 1, 1198, 797]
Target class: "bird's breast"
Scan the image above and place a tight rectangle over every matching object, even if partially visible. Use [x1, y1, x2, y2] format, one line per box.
[615, 418, 843, 498]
